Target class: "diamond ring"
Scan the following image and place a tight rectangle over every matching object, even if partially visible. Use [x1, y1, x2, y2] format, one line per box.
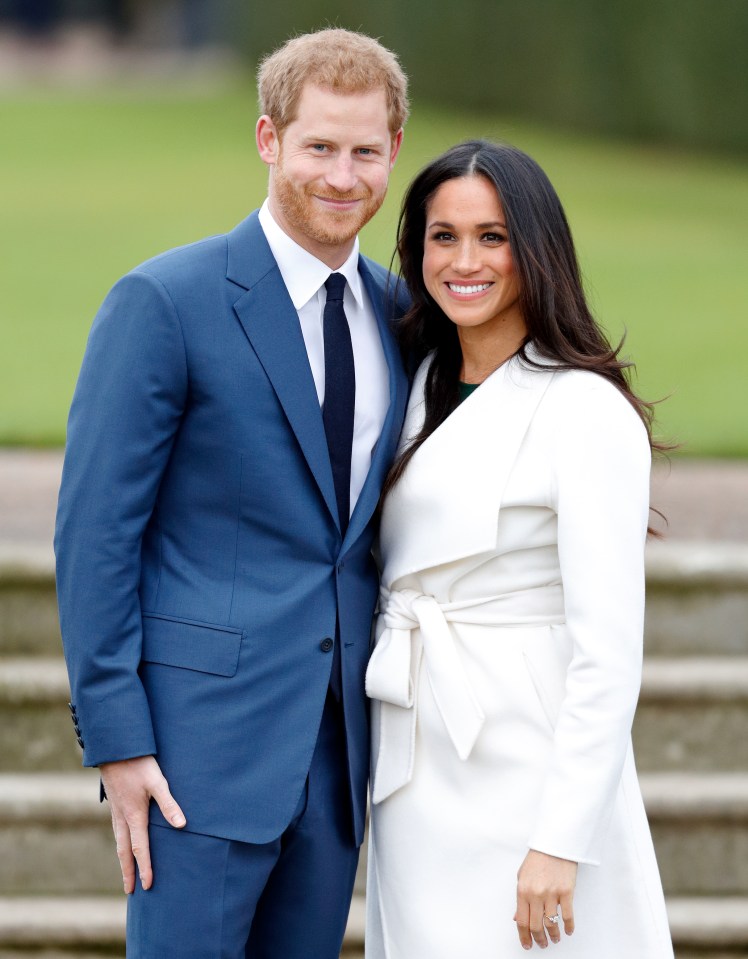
[543, 913, 561, 925]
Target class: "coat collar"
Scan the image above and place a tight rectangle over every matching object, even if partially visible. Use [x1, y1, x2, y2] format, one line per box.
[380, 347, 555, 586]
[228, 212, 339, 528]
[227, 212, 408, 544]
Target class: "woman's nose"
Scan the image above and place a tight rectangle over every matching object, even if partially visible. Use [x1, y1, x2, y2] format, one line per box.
[452, 242, 480, 273]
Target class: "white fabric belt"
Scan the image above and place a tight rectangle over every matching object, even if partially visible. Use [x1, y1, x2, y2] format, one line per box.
[366, 584, 565, 803]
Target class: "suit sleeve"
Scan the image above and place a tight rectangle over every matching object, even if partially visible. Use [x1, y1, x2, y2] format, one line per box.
[527, 378, 651, 865]
[54, 270, 188, 767]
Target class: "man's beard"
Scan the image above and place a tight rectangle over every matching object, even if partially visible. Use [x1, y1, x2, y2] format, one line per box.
[273, 164, 386, 249]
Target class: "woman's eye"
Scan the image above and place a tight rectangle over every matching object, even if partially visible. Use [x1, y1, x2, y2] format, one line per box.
[430, 232, 454, 242]
[482, 232, 505, 243]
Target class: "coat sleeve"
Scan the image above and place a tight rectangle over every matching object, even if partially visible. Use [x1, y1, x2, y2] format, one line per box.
[54, 270, 188, 767]
[526, 376, 651, 865]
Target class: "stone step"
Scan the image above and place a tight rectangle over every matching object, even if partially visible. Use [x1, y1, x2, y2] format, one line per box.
[1, 773, 747, 898]
[632, 657, 748, 772]
[0, 658, 79, 772]
[0, 893, 364, 955]
[0, 772, 119, 896]
[5, 654, 747, 773]
[644, 774, 748, 896]
[0, 547, 60, 657]
[0, 893, 746, 956]
[667, 896, 748, 953]
[4, 542, 748, 658]
[645, 542, 748, 656]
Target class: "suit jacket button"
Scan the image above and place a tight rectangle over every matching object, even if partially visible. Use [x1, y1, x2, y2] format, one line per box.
[320, 638, 333, 653]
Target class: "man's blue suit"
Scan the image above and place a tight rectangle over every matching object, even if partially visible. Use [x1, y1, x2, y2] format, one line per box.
[55, 210, 409, 945]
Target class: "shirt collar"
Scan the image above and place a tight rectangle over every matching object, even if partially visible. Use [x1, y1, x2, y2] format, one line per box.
[258, 200, 364, 310]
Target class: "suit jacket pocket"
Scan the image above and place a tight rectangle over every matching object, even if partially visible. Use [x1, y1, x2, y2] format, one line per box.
[141, 612, 243, 677]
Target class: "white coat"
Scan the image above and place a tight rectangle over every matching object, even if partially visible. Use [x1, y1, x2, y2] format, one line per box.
[365, 348, 674, 958]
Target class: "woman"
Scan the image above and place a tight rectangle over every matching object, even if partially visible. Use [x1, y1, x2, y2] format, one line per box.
[365, 141, 673, 957]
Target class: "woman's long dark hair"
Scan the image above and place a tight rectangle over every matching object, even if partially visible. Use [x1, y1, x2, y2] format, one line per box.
[383, 139, 668, 510]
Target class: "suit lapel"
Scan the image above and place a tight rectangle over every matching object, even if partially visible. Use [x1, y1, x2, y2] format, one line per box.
[381, 352, 555, 585]
[343, 258, 409, 550]
[227, 213, 338, 527]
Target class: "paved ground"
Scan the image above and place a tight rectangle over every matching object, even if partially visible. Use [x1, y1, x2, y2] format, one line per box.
[0, 449, 746, 549]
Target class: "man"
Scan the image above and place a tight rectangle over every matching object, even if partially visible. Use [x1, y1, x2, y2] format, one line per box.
[55, 28, 409, 958]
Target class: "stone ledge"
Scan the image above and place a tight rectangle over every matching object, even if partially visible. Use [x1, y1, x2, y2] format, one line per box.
[641, 658, 748, 700]
[3, 770, 748, 826]
[4, 540, 748, 588]
[0, 658, 69, 703]
[6, 657, 748, 706]
[646, 541, 748, 587]
[642, 773, 748, 820]
[0, 545, 54, 584]
[0, 895, 745, 949]
[0, 773, 103, 823]
[0, 897, 124, 946]
[0, 893, 365, 947]
[667, 897, 748, 946]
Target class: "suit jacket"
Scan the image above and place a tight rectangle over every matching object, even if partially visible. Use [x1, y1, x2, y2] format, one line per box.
[55, 211, 409, 846]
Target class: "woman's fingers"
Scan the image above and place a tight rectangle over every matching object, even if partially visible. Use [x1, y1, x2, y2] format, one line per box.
[560, 890, 575, 936]
[530, 899, 549, 948]
[513, 903, 533, 950]
[515, 849, 578, 948]
[543, 906, 562, 944]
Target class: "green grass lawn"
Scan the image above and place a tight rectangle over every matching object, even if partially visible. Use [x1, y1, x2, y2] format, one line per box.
[1, 85, 747, 453]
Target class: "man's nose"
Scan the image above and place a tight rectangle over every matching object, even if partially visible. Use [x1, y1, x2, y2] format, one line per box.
[325, 155, 357, 193]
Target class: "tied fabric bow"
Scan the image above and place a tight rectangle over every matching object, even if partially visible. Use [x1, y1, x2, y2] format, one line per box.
[366, 587, 487, 802]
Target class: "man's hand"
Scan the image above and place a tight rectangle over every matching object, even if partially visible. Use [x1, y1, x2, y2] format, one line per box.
[99, 755, 186, 894]
[514, 849, 577, 949]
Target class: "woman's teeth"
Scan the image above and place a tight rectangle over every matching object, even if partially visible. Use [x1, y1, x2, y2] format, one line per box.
[448, 283, 491, 294]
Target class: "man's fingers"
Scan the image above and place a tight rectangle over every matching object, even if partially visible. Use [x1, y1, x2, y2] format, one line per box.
[99, 757, 185, 892]
[111, 813, 136, 895]
[128, 815, 153, 891]
[150, 779, 186, 829]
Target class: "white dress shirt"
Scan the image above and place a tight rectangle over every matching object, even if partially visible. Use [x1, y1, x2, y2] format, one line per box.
[258, 200, 391, 517]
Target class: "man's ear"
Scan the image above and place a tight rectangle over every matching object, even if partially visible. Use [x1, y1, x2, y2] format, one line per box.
[256, 115, 280, 165]
[389, 128, 404, 170]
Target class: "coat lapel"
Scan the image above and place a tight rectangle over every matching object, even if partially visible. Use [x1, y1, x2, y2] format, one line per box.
[227, 213, 338, 527]
[343, 257, 409, 550]
[381, 350, 555, 585]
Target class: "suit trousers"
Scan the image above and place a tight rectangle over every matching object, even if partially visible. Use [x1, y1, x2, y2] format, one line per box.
[126, 692, 359, 958]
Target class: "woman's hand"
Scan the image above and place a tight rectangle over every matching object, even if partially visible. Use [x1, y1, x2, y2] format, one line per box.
[514, 849, 577, 949]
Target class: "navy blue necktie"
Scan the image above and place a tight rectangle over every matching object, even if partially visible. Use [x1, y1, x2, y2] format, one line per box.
[322, 273, 355, 537]
[322, 273, 355, 701]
